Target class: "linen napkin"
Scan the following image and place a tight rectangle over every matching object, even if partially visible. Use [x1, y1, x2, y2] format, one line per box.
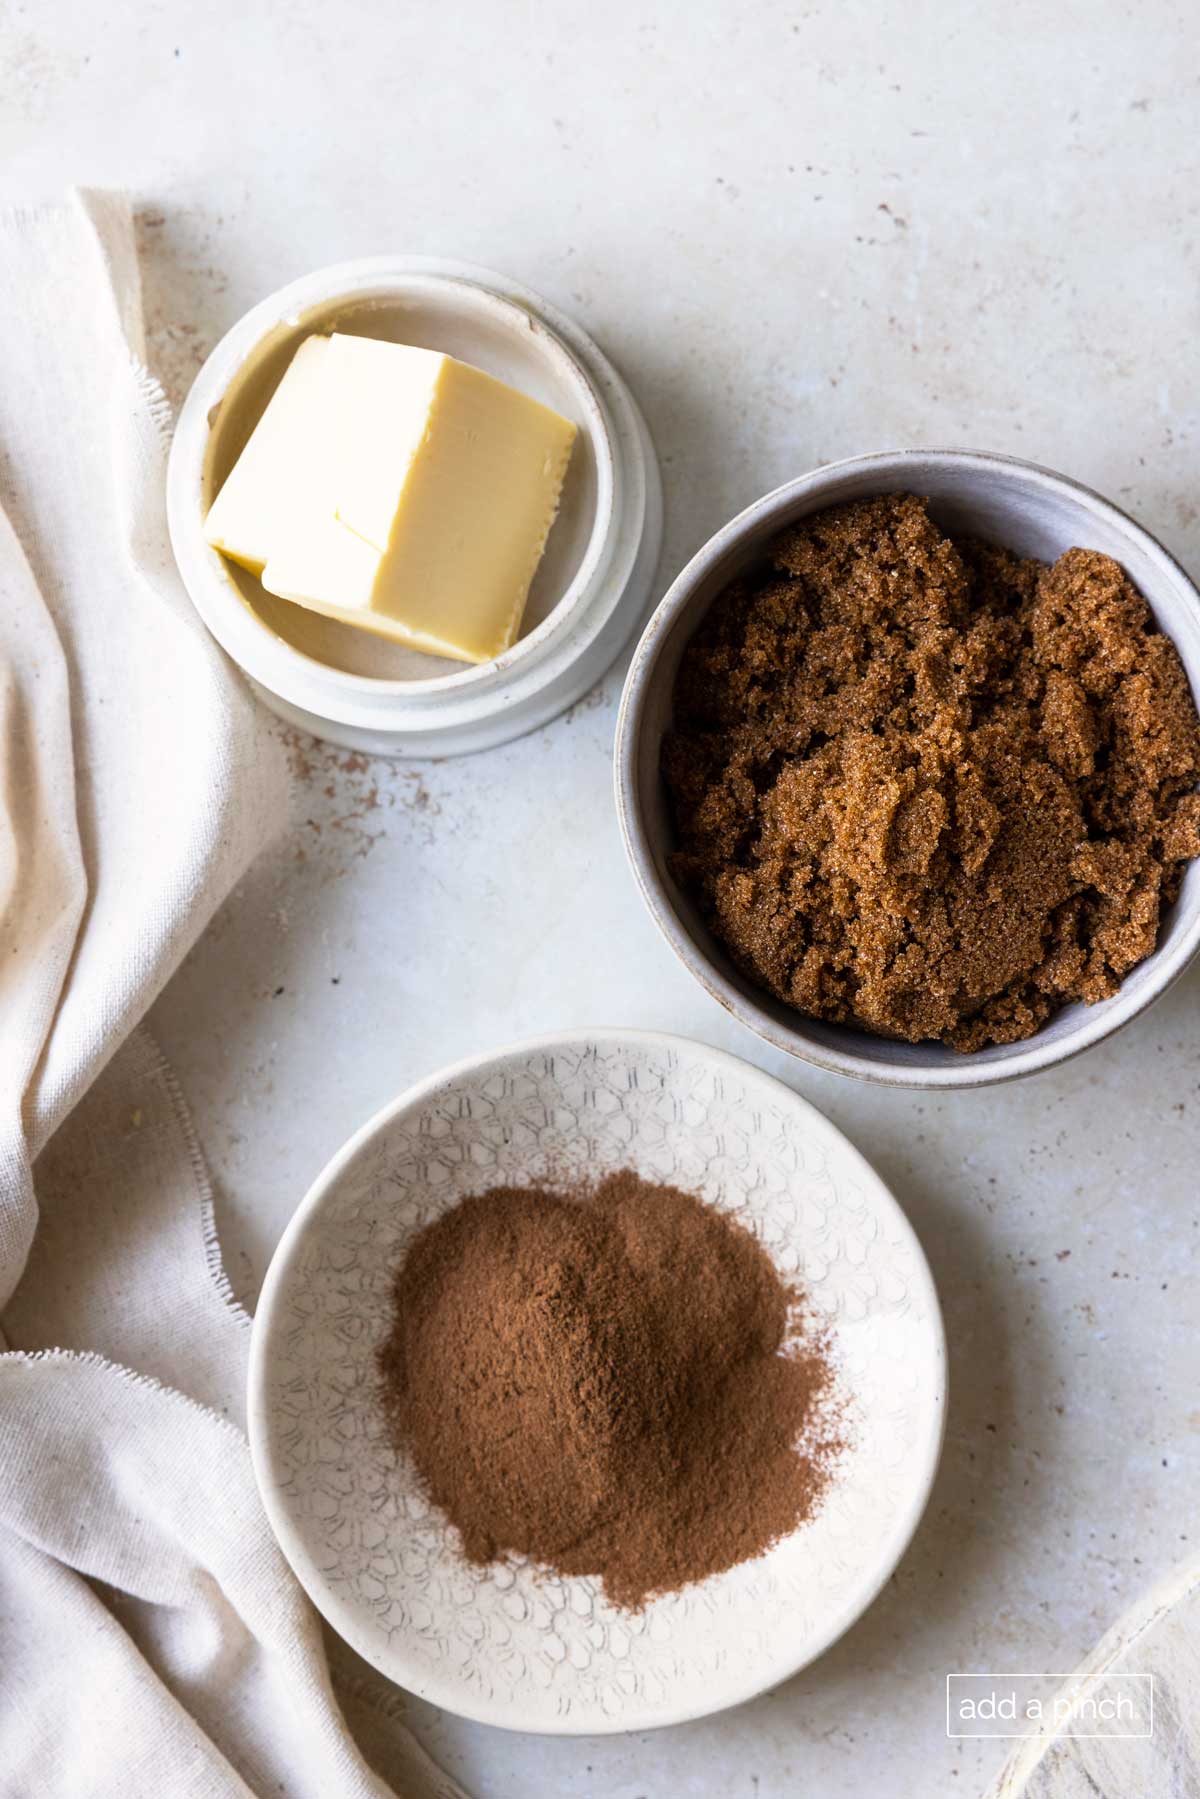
[0, 191, 463, 1799]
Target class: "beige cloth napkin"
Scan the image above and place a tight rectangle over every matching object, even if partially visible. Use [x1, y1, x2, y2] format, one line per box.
[0, 191, 463, 1799]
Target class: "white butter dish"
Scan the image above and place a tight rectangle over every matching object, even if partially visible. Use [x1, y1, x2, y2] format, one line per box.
[167, 257, 662, 758]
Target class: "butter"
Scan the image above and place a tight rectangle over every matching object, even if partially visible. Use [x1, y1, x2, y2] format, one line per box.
[261, 514, 479, 661]
[202, 335, 337, 576]
[205, 330, 578, 665]
[262, 335, 576, 663]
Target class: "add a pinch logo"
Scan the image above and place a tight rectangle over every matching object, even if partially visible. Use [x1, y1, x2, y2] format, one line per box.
[946, 1673, 1154, 1739]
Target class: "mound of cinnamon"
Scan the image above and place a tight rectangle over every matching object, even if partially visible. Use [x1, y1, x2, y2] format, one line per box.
[378, 1170, 838, 1611]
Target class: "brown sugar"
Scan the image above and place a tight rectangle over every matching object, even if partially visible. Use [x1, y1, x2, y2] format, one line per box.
[377, 1171, 840, 1611]
[663, 494, 1200, 1050]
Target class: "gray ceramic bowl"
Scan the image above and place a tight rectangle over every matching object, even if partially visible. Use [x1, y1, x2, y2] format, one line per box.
[615, 450, 1200, 1088]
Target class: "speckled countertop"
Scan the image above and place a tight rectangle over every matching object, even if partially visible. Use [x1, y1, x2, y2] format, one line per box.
[5, 2, 1199, 1793]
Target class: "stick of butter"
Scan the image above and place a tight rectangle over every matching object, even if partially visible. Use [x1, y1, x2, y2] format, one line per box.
[202, 335, 338, 576]
[205, 331, 578, 665]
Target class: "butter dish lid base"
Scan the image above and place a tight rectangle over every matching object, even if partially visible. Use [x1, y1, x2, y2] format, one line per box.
[168, 256, 663, 760]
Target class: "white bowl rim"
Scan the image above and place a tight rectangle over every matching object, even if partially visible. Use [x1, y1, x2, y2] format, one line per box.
[615, 448, 1200, 1090]
[247, 1025, 948, 1734]
[168, 260, 617, 700]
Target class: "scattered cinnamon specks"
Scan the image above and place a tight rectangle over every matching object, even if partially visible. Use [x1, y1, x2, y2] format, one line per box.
[276, 725, 444, 871]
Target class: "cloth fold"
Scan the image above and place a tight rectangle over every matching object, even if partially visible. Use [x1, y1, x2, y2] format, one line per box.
[0, 192, 462, 1798]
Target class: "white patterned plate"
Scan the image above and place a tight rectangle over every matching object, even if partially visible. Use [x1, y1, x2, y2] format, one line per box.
[248, 1031, 946, 1734]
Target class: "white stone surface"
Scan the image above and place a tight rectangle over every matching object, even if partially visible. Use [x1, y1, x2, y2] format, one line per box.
[5, 2, 1200, 1793]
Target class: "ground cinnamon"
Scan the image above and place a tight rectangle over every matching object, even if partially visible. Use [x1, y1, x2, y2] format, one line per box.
[377, 1170, 839, 1611]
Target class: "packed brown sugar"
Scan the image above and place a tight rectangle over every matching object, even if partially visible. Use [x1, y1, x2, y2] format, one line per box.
[663, 494, 1200, 1050]
[378, 1171, 840, 1611]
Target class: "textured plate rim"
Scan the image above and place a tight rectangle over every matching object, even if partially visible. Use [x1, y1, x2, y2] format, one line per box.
[247, 1028, 948, 1735]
